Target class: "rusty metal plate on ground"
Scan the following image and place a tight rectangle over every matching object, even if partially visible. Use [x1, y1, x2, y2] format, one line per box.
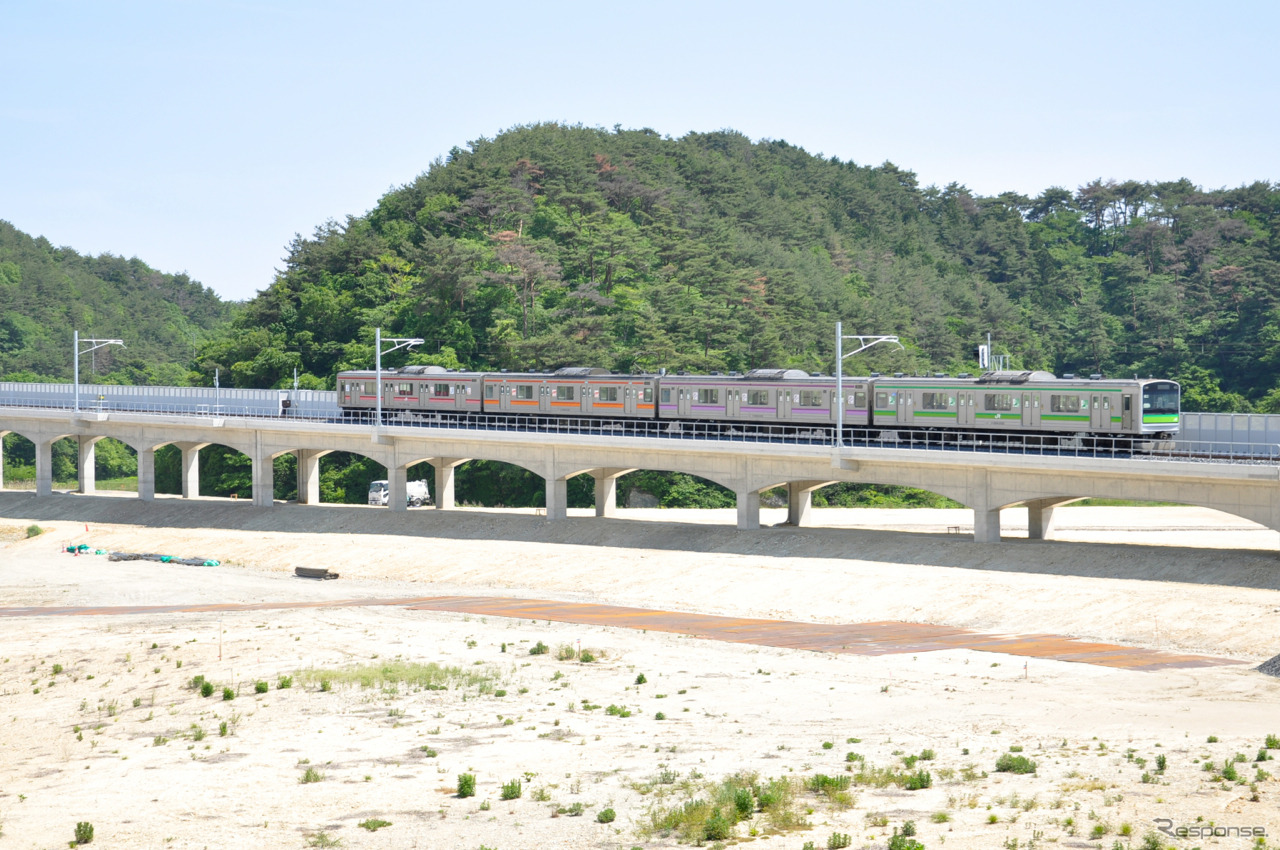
[0, 596, 1241, 671]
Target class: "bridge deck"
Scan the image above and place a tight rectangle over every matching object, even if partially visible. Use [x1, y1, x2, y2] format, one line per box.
[0, 595, 1240, 671]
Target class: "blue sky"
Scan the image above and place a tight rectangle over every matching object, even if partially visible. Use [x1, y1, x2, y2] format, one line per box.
[3, 0, 1275, 302]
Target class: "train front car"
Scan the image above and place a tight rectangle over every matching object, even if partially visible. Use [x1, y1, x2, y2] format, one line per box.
[336, 365, 484, 423]
[654, 370, 870, 440]
[1138, 379, 1180, 449]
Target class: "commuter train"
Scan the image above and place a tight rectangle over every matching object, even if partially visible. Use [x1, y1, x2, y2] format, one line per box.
[336, 365, 1180, 446]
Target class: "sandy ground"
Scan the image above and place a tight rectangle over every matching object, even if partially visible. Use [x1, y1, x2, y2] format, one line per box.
[1, 491, 1279, 849]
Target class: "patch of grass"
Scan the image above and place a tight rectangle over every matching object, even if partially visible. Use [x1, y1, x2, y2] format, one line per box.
[299, 662, 495, 692]
[300, 767, 324, 784]
[420, 746, 437, 757]
[529, 641, 549, 655]
[1266, 733, 1280, 749]
[307, 832, 342, 848]
[995, 753, 1038, 774]
[931, 811, 950, 823]
[277, 675, 292, 689]
[500, 778, 522, 800]
[827, 832, 852, 849]
[26, 524, 45, 538]
[357, 818, 391, 831]
[605, 704, 632, 717]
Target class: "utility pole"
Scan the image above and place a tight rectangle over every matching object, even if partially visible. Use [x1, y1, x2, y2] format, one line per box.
[835, 322, 904, 448]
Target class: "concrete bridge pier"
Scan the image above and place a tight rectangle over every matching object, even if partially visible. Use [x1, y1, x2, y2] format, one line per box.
[737, 489, 761, 530]
[545, 476, 568, 520]
[251, 446, 273, 507]
[77, 435, 98, 495]
[294, 449, 325, 505]
[1025, 497, 1081, 540]
[787, 480, 835, 527]
[175, 442, 207, 499]
[388, 465, 408, 512]
[429, 458, 467, 510]
[35, 438, 53, 496]
[591, 468, 632, 517]
[136, 447, 156, 501]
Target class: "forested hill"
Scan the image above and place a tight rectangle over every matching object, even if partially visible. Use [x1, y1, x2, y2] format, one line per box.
[198, 124, 1280, 410]
[0, 220, 234, 384]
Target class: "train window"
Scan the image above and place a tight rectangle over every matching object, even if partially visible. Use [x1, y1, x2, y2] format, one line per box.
[875, 391, 888, 408]
[396, 383, 412, 394]
[365, 382, 375, 394]
[555, 386, 575, 401]
[433, 383, 450, 397]
[1123, 396, 1131, 411]
[661, 388, 672, 403]
[599, 386, 618, 402]
[984, 393, 1014, 412]
[1049, 394, 1083, 412]
[747, 389, 769, 405]
[799, 390, 822, 407]
[697, 388, 720, 404]
[921, 392, 949, 411]
[516, 385, 534, 400]
[642, 387, 653, 402]
[854, 391, 867, 408]
[484, 385, 495, 399]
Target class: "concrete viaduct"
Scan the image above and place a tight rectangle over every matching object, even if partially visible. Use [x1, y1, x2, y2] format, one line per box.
[3, 407, 1280, 542]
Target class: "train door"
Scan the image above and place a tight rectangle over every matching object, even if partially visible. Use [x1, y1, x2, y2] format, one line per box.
[1122, 393, 1134, 431]
[1021, 393, 1040, 428]
[726, 386, 740, 418]
[896, 389, 911, 425]
[1089, 394, 1107, 431]
[957, 391, 975, 427]
[539, 381, 551, 413]
[581, 383, 592, 414]
[678, 386, 692, 417]
[777, 387, 791, 419]
[454, 382, 468, 411]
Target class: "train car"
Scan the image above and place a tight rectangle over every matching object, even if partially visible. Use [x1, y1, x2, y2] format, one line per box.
[866, 371, 1179, 443]
[337, 366, 484, 419]
[481, 368, 658, 418]
[655, 370, 871, 429]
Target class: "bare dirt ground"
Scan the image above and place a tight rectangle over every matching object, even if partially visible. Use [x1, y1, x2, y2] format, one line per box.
[1, 491, 1279, 849]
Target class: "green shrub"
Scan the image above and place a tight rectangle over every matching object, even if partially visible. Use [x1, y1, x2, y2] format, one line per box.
[635, 673, 647, 684]
[887, 835, 924, 850]
[254, 681, 268, 694]
[277, 675, 293, 689]
[556, 645, 576, 661]
[52, 663, 63, 675]
[931, 812, 950, 823]
[457, 773, 476, 798]
[74, 821, 94, 844]
[1155, 754, 1167, 772]
[221, 686, 235, 701]
[901, 820, 916, 836]
[530, 641, 549, 655]
[218, 721, 228, 737]
[903, 770, 932, 790]
[822, 741, 834, 750]
[1207, 735, 1219, 743]
[655, 711, 666, 720]
[703, 811, 731, 841]
[358, 818, 391, 831]
[420, 746, 437, 757]
[500, 778, 522, 800]
[994, 753, 1037, 774]
[1266, 733, 1280, 749]
[605, 704, 632, 717]
[827, 832, 851, 849]
[300, 767, 323, 784]
[579, 650, 596, 663]
[597, 807, 616, 824]
[26, 524, 46, 538]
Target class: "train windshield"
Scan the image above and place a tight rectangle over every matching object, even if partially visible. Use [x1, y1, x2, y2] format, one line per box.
[1142, 382, 1180, 415]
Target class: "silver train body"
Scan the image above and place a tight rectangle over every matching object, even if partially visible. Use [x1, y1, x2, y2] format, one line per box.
[337, 366, 1180, 440]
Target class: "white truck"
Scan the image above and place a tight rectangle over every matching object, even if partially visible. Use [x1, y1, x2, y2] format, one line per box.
[367, 479, 431, 507]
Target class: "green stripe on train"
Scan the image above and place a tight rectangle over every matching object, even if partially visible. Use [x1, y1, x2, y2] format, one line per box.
[912, 411, 957, 418]
[1142, 414, 1179, 423]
